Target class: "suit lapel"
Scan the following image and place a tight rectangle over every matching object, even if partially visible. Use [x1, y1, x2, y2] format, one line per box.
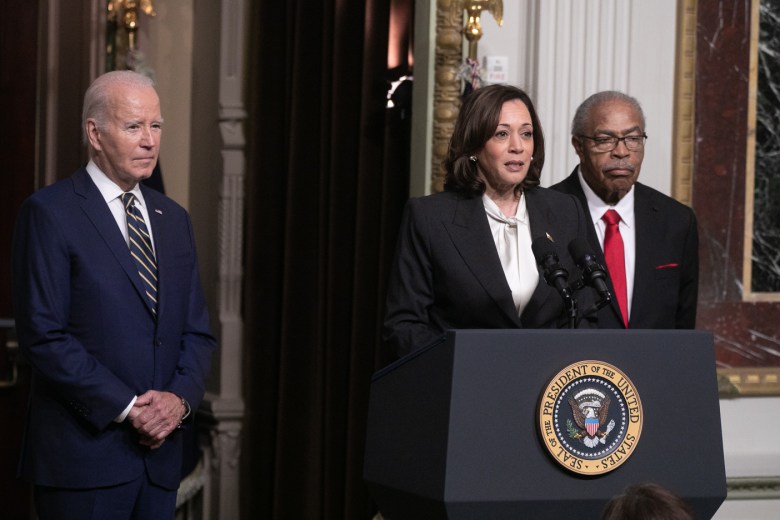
[73, 170, 156, 318]
[564, 170, 603, 262]
[442, 195, 522, 326]
[630, 185, 658, 325]
[522, 189, 564, 321]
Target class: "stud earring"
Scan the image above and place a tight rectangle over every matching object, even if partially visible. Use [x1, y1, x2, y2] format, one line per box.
[469, 155, 477, 162]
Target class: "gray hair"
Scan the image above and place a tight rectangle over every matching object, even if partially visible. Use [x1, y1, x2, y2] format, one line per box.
[571, 90, 645, 137]
[82, 70, 156, 144]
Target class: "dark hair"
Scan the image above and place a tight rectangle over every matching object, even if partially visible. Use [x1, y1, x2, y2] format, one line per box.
[602, 483, 697, 520]
[443, 84, 545, 197]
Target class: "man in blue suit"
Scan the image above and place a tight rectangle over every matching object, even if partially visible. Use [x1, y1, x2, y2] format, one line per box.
[12, 70, 217, 519]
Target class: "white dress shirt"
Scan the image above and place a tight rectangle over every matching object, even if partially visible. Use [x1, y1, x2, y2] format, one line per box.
[577, 168, 635, 318]
[86, 160, 156, 254]
[483, 193, 539, 316]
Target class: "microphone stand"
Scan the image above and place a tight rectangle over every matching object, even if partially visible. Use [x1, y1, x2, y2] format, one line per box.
[578, 293, 611, 321]
[565, 292, 578, 329]
[558, 283, 578, 329]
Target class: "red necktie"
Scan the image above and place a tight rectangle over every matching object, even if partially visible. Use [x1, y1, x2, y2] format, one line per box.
[602, 210, 628, 327]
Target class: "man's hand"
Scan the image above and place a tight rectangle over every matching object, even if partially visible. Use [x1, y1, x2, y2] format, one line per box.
[127, 390, 186, 449]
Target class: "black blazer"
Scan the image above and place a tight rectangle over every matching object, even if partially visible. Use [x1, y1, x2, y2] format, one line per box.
[383, 187, 596, 357]
[551, 168, 699, 329]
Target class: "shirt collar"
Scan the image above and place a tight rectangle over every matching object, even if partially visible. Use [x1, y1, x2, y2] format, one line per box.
[576, 166, 635, 228]
[482, 192, 528, 224]
[86, 160, 147, 208]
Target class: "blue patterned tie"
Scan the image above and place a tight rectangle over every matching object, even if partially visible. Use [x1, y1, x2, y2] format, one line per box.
[122, 193, 158, 314]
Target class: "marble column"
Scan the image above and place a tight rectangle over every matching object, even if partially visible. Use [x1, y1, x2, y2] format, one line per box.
[197, 0, 247, 518]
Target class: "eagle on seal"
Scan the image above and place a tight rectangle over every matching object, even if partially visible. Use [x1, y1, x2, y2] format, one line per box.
[568, 388, 612, 448]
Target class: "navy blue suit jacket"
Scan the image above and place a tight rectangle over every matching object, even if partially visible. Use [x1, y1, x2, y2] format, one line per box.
[551, 169, 699, 329]
[383, 187, 598, 358]
[12, 168, 216, 490]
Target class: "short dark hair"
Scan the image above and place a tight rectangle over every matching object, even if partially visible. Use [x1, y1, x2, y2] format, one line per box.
[444, 84, 545, 197]
[602, 483, 696, 520]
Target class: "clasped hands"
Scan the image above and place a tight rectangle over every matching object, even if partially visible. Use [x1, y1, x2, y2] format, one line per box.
[127, 390, 186, 449]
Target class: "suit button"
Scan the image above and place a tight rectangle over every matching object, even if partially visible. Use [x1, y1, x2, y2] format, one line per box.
[155, 339, 163, 347]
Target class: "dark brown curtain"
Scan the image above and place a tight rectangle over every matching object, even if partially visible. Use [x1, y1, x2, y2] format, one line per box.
[242, 0, 412, 518]
[1, 2, 38, 518]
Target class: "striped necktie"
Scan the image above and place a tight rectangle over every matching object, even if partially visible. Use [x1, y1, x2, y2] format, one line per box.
[122, 193, 158, 314]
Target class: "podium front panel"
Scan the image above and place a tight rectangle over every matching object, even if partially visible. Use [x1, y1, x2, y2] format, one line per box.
[365, 330, 726, 519]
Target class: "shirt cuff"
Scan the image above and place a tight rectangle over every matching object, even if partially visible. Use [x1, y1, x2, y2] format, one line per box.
[177, 396, 191, 428]
[115, 395, 137, 423]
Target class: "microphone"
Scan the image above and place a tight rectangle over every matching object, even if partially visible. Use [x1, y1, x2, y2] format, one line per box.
[531, 236, 572, 300]
[568, 238, 612, 302]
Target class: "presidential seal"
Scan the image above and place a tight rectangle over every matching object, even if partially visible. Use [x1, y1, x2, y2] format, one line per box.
[538, 360, 643, 476]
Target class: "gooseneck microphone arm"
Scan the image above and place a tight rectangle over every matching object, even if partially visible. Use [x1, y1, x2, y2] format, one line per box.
[531, 236, 578, 329]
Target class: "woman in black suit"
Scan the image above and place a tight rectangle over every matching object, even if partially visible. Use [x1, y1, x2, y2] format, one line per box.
[384, 84, 595, 358]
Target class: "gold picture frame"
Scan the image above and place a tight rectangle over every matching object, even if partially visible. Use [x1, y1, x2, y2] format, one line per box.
[742, 0, 780, 304]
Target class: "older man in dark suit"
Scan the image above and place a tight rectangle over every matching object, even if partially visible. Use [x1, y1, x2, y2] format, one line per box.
[551, 91, 699, 329]
[12, 70, 216, 519]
